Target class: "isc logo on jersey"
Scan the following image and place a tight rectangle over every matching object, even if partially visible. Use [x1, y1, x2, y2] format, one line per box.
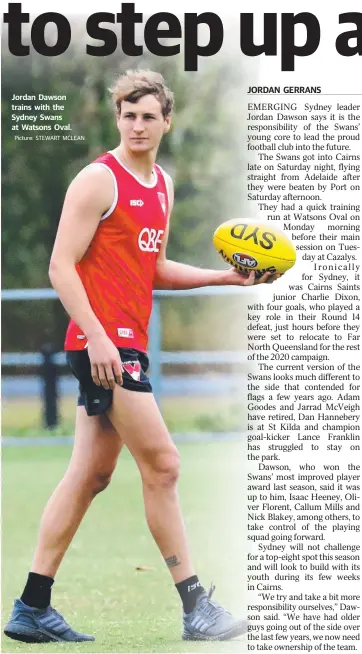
[138, 228, 164, 253]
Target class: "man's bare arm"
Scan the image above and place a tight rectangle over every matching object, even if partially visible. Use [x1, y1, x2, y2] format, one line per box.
[49, 166, 113, 337]
[49, 165, 123, 389]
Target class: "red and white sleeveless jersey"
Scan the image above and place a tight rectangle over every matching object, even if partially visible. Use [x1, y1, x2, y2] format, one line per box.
[64, 151, 169, 352]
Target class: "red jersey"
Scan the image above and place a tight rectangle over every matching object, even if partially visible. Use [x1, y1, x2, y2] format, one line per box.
[64, 151, 169, 352]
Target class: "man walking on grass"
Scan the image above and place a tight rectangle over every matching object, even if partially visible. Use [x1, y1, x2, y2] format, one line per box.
[5, 69, 279, 644]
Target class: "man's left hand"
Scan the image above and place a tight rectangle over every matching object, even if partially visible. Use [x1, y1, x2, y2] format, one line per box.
[219, 268, 282, 286]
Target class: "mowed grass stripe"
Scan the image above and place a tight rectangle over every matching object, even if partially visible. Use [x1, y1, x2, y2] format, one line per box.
[2, 396, 245, 437]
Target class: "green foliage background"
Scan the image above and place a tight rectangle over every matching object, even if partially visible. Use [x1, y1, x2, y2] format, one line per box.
[2, 46, 252, 352]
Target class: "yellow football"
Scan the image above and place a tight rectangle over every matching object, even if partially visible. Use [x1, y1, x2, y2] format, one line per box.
[213, 219, 296, 279]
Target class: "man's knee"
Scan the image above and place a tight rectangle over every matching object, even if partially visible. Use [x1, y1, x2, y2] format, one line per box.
[141, 448, 180, 491]
[91, 471, 114, 495]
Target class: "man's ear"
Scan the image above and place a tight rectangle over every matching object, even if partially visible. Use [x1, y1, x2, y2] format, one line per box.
[163, 115, 172, 133]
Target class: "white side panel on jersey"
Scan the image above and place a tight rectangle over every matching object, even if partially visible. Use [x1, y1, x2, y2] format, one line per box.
[86, 163, 118, 220]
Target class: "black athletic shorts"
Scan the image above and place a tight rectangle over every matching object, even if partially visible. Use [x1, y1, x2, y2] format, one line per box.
[66, 348, 152, 416]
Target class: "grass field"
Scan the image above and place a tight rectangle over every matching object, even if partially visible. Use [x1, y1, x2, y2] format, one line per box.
[2, 396, 245, 437]
[2, 440, 249, 653]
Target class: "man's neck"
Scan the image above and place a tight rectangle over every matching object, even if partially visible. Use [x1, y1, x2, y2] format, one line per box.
[113, 145, 156, 184]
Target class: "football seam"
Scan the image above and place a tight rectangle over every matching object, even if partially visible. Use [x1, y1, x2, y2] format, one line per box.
[214, 235, 296, 263]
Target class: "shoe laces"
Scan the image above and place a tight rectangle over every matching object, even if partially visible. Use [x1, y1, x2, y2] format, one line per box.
[198, 584, 229, 620]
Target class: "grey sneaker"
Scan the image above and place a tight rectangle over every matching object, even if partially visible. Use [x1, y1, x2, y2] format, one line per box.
[4, 599, 95, 643]
[182, 585, 248, 641]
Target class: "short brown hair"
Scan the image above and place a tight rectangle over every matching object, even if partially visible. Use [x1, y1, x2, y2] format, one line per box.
[109, 69, 174, 118]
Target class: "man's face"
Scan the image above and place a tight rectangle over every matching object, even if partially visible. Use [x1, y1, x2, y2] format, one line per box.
[117, 94, 171, 154]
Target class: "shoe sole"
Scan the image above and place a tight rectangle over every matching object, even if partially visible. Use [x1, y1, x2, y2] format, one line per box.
[183, 621, 248, 641]
[4, 623, 61, 643]
[4, 623, 94, 644]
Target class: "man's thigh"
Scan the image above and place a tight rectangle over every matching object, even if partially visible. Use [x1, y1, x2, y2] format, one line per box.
[67, 407, 123, 475]
[106, 386, 176, 462]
